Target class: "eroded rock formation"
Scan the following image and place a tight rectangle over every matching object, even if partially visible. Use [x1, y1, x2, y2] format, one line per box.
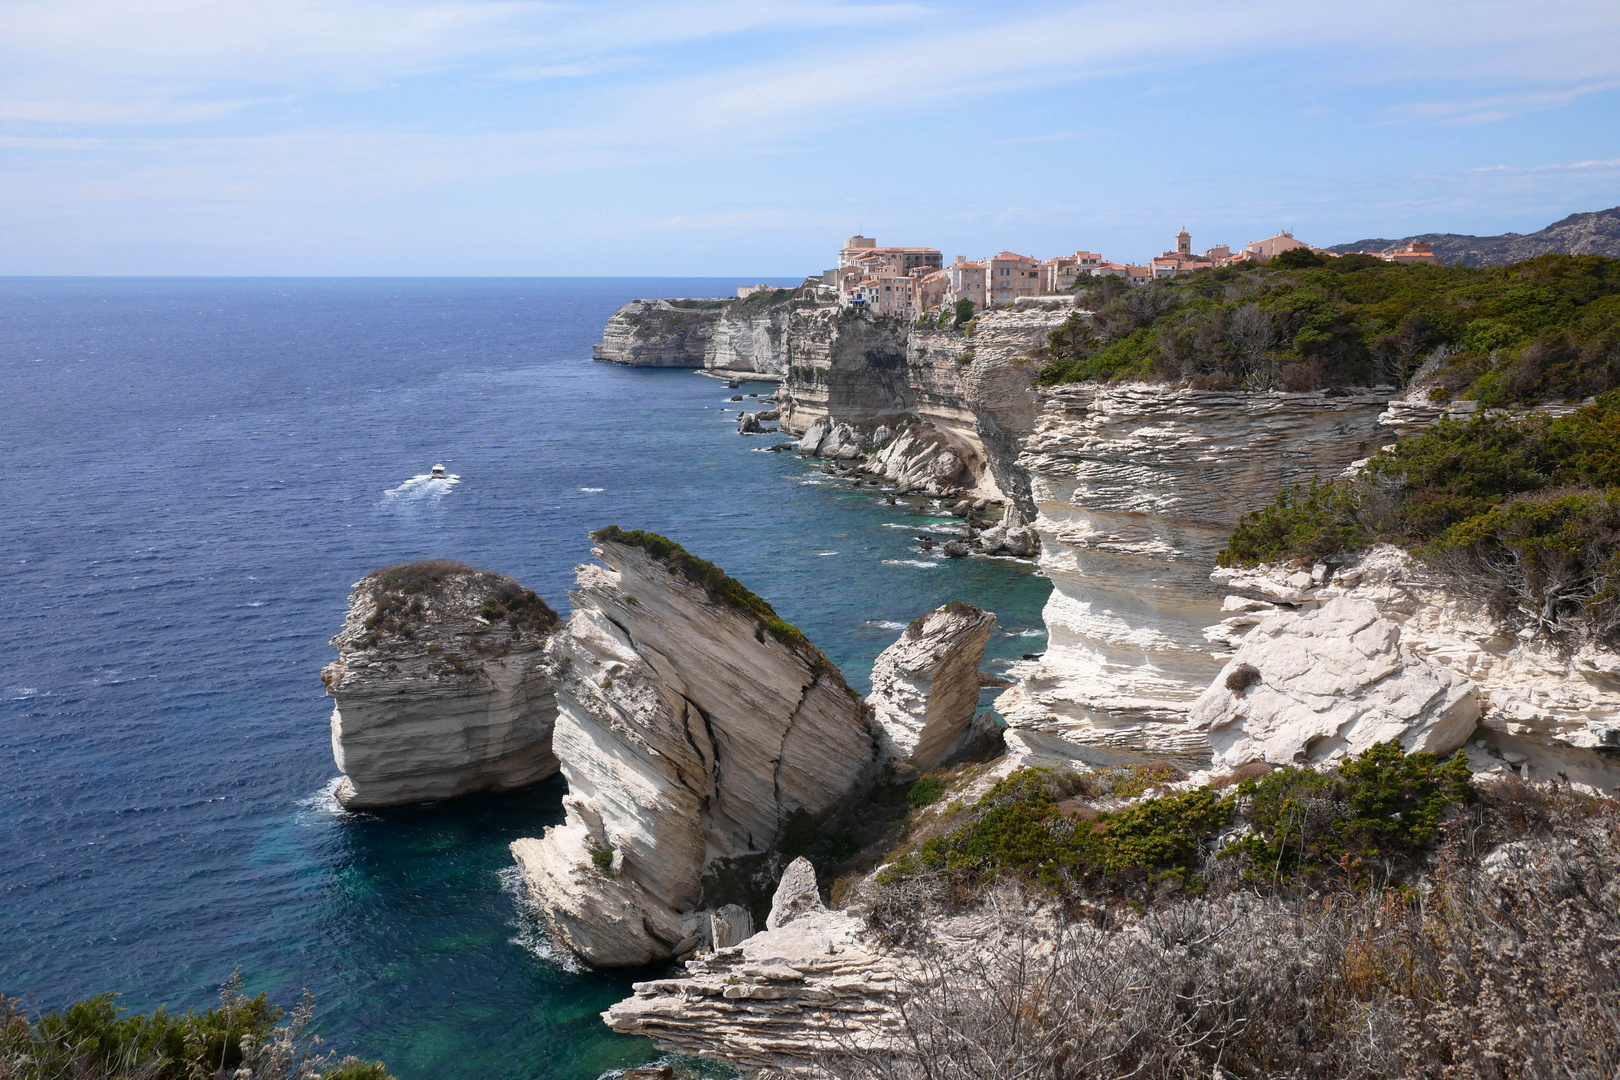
[1209, 546, 1620, 789]
[604, 857, 904, 1072]
[995, 383, 1392, 766]
[1188, 596, 1479, 768]
[510, 530, 879, 967]
[869, 602, 998, 770]
[321, 561, 560, 809]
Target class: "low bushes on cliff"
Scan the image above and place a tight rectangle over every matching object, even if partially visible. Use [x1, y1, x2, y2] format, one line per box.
[591, 526, 817, 653]
[872, 743, 1472, 911]
[354, 560, 558, 651]
[1036, 253, 1620, 402]
[0, 972, 393, 1080]
[836, 781, 1619, 1080]
[1220, 393, 1620, 643]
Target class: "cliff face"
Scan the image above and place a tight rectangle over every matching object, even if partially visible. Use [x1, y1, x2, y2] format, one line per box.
[594, 284, 826, 376]
[777, 303, 1073, 515]
[1207, 547, 1620, 789]
[321, 561, 560, 809]
[596, 287, 1072, 511]
[994, 384, 1392, 766]
[593, 299, 728, 368]
[510, 534, 878, 967]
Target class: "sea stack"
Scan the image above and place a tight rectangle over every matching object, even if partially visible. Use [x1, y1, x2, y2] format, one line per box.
[868, 601, 998, 770]
[322, 560, 561, 809]
[511, 528, 878, 968]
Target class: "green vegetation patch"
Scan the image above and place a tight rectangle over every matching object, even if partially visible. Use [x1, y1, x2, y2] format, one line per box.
[358, 560, 557, 649]
[591, 526, 817, 653]
[1036, 254, 1620, 403]
[1228, 741, 1471, 885]
[0, 973, 393, 1080]
[878, 743, 1472, 900]
[1220, 393, 1620, 643]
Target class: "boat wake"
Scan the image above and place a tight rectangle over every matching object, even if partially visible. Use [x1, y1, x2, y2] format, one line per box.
[384, 472, 460, 500]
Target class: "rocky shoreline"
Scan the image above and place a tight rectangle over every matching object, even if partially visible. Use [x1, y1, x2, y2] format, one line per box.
[309, 288, 1620, 1076]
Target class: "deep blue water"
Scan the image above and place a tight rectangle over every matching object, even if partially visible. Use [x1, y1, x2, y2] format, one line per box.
[0, 278, 1051, 1079]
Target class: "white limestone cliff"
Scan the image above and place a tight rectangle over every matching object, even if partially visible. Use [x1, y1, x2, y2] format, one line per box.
[869, 602, 998, 770]
[510, 533, 879, 967]
[1187, 596, 1479, 768]
[1208, 546, 1620, 789]
[321, 561, 560, 809]
[995, 383, 1393, 767]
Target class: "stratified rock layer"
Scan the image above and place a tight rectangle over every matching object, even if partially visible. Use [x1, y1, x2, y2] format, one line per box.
[1188, 596, 1479, 768]
[996, 383, 1392, 766]
[321, 561, 560, 809]
[869, 602, 998, 770]
[605, 856, 903, 1072]
[511, 534, 878, 967]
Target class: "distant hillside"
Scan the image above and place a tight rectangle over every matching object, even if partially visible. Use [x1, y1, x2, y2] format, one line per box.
[1329, 206, 1620, 266]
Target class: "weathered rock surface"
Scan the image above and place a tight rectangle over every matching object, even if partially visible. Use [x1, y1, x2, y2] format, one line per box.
[510, 533, 879, 967]
[321, 561, 560, 809]
[766, 856, 825, 931]
[869, 602, 998, 770]
[593, 299, 727, 367]
[1210, 546, 1620, 789]
[1188, 596, 1479, 768]
[996, 383, 1393, 767]
[605, 856, 903, 1072]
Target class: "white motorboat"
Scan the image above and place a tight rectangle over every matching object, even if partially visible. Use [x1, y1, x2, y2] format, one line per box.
[431, 464, 447, 478]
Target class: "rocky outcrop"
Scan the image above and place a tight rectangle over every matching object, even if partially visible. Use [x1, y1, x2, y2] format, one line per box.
[594, 281, 830, 375]
[593, 299, 730, 367]
[510, 530, 879, 967]
[869, 602, 998, 770]
[995, 384, 1393, 767]
[605, 859, 903, 1072]
[1188, 596, 1479, 768]
[778, 304, 1075, 512]
[321, 561, 560, 809]
[1209, 546, 1620, 790]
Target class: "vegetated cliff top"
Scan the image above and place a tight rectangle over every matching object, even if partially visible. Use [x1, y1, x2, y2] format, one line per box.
[1037, 252, 1620, 408]
[1329, 206, 1620, 266]
[591, 525, 818, 655]
[329, 559, 558, 669]
[1220, 392, 1620, 643]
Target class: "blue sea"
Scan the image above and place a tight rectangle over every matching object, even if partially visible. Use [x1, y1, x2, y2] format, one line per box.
[0, 278, 1051, 1079]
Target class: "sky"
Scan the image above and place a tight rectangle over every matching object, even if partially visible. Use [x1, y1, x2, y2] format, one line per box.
[2, 0, 1618, 275]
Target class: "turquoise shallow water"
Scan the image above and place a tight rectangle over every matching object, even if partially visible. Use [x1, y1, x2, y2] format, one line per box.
[0, 278, 1051, 1078]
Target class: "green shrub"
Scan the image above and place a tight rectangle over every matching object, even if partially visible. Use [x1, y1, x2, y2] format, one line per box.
[906, 777, 946, 809]
[951, 298, 975, 329]
[0, 972, 394, 1080]
[1226, 741, 1471, 885]
[591, 526, 818, 654]
[1034, 253, 1620, 402]
[1219, 394, 1620, 642]
[880, 745, 1471, 899]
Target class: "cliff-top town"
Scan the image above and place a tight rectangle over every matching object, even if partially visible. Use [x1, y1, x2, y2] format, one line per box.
[808, 228, 1438, 319]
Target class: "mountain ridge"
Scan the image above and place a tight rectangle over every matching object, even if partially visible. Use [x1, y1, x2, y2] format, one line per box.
[1328, 206, 1620, 265]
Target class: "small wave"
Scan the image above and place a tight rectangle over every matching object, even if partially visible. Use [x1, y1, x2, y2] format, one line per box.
[799, 478, 826, 486]
[578, 487, 604, 493]
[816, 551, 839, 556]
[1014, 628, 1048, 637]
[881, 559, 941, 570]
[10, 686, 45, 700]
[864, 620, 907, 631]
[384, 473, 461, 499]
[295, 777, 360, 820]
[247, 601, 267, 608]
[500, 865, 584, 972]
